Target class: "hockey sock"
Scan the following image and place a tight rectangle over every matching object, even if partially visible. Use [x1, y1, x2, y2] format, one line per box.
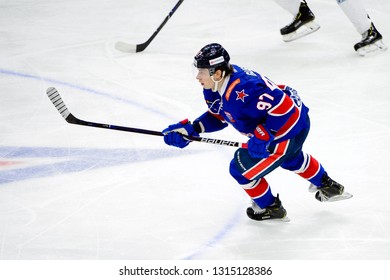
[242, 178, 275, 208]
[337, 0, 371, 34]
[274, 0, 302, 15]
[294, 153, 324, 187]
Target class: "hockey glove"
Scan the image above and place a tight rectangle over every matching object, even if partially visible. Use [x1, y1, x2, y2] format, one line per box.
[247, 125, 274, 158]
[162, 119, 199, 149]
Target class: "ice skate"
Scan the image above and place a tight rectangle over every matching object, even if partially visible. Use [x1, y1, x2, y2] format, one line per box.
[354, 23, 387, 56]
[246, 194, 290, 222]
[309, 173, 353, 202]
[280, 1, 320, 42]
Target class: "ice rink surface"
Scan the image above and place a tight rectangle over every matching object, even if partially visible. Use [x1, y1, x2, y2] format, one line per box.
[1, 0, 390, 276]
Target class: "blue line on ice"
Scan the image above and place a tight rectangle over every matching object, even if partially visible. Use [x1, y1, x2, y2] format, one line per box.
[0, 146, 183, 185]
[0, 67, 171, 118]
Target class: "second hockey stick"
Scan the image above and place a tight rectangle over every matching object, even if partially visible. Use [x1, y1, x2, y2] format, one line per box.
[115, 0, 185, 53]
[46, 87, 247, 148]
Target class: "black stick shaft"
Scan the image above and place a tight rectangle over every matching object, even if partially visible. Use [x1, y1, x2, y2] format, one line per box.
[136, 0, 185, 52]
[46, 87, 247, 148]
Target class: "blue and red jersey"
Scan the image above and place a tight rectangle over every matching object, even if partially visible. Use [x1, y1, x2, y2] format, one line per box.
[195, 64, 310, 144]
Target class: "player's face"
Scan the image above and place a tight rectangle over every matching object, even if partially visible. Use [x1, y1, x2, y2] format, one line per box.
[195, 68, 214, 89]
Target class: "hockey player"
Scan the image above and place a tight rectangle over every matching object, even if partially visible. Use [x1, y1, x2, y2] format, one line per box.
[274, 0, 387, 55]
[162, 43, 352, 222]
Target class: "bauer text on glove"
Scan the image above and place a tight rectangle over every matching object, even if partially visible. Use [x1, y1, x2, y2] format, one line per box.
[247, 125, 274, 158]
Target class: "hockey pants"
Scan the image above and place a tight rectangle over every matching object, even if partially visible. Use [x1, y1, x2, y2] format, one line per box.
[229, 121, 325, 208]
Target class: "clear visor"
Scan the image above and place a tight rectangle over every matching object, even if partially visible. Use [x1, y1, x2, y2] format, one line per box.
[192, 65, 212, 78]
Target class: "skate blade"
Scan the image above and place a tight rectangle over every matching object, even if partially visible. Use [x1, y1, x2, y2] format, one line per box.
[282, 21, 320, 42]
[275, 216, 290, 222]
[316, 191, 353, 202]
[325, 192, 353, 202]
[251, 216, 291, 223]
[357, 40, 388, 56]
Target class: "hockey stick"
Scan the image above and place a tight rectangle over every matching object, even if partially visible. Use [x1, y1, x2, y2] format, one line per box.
[46, 87, 247, 148]
[115, 0, 185, 53]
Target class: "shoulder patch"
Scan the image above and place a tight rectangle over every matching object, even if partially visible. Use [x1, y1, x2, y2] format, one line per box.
[225, 78, 240, 101]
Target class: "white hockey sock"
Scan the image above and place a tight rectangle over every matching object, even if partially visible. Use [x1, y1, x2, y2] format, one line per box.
[274, 0, 302, 15]
[336, 0, 371, 34]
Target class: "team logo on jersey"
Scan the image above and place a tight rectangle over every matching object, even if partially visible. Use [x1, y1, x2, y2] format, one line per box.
[236, 89, 248, 102]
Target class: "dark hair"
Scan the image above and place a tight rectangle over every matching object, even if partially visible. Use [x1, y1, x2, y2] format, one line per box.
[215, 63, 233, 76]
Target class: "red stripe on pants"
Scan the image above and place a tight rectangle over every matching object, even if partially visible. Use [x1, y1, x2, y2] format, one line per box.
[243, 140, 289, 181]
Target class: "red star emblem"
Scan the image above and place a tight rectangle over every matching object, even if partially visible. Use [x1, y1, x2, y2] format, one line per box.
[236, 90, 248, 102]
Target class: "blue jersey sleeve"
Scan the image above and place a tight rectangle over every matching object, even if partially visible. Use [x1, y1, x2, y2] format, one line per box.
[193, 89, 228, 133]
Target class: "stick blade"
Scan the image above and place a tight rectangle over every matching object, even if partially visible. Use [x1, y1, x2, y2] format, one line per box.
[46, 87, 71, 120]
[115, 41, 137, 53]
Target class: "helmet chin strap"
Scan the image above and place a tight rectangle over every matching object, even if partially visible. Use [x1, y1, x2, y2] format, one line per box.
[211, 71, 225, 92]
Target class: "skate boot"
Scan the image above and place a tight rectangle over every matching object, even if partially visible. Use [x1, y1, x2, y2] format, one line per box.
[354, 22, 387, 56]
[246, 194, 290, 222]
[280, 1, 320, 42]
[309, 173, 353, 202]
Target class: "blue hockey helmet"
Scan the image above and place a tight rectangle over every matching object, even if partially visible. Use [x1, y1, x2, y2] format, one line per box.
[193, 43, 230, 75]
